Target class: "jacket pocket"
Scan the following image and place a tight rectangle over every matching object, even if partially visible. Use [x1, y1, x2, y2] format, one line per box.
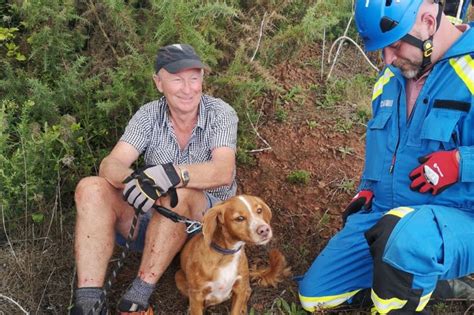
[420, 108, 462, 152]
[363, 111, 392, 181]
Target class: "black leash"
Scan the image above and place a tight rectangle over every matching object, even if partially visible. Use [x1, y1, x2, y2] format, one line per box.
[88, 204, 201, 314]
[89, 206, 140, 315]
[152, 205, 202, 235]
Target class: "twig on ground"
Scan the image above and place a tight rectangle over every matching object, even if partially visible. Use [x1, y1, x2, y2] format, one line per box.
[464, 303, 474, 315]
[2, 205, 23, 273]
[0, 294, 29, 314]
[251, 12, 267, 62]
[69, 264, 76, 309]
[20, 136, 28, 247]
[9, 237, 50, 243]
[41, 176, 59, 253]
[269, 289, 287, 312]
[58, 168, 64, 244]
[246, 111, 272, 153]
[35, 267, 56, 314]
[321, 27, 326, 80]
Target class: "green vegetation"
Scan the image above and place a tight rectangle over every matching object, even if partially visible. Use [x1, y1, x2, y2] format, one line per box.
[0, 0, 379, 312]
[337, 178, 356, 194]
[0, 0, 356, 222]
[275, 106, 289, 122]
[287, 170, 311, 185]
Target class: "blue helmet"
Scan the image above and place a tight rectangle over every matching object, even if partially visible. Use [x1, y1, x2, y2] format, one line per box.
[355, 0, 424, 51]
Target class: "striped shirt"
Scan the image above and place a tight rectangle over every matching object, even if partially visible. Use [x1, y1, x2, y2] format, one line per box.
[120, 94, 238, 201]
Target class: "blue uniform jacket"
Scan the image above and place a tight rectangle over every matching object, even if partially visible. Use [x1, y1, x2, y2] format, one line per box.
[361, 25, 474, 213]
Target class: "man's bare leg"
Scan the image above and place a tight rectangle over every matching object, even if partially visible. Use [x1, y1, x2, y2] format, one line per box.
[73, 176, 135, 312]
[118, 188, 208, 310]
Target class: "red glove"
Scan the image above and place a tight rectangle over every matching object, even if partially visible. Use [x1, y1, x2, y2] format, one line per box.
[409, 150, 459, 195]
[342, 190, 373, 225]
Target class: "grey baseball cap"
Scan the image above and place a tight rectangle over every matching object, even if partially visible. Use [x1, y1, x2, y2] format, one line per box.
[154, 44, 209, 74]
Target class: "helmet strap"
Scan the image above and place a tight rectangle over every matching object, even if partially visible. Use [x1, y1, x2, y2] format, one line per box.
[400, 1, 443, 76]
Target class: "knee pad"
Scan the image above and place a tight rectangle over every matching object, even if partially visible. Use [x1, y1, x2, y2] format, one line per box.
[365, 207, 436, 313]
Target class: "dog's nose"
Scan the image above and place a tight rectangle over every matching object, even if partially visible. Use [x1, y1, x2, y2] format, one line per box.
[257, 224, 270, 238]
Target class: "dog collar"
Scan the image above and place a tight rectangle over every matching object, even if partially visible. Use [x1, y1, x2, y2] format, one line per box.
[210, 242, 242, 255]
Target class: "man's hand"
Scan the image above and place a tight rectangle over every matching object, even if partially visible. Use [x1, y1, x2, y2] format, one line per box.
[409, 150, 459, 195]
[122, 163, 181, 212]
[342, 190, 373, 225]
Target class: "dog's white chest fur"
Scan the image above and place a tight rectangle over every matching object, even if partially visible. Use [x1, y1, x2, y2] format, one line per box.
[205, 252, 242, 303]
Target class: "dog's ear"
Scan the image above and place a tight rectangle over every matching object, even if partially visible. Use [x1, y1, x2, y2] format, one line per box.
[202, 204, 225, 245]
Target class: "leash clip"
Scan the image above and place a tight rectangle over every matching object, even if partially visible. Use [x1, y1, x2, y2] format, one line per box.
[184, 220, 202, 234]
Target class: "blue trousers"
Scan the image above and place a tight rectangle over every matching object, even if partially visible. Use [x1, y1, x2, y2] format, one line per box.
[298, 205, 474, 313]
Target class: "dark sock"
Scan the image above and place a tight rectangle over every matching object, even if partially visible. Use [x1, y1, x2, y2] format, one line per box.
[74, 287, 103, 312]
[120, 277, 155, 309]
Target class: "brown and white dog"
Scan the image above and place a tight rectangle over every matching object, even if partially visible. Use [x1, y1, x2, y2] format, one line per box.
[175, 195, 289, 315]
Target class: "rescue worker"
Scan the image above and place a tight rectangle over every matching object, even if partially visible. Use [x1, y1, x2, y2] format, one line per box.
[298, 0, 474, 313]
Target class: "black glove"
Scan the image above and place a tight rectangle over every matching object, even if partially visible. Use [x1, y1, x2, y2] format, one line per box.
[122, 163, 180, 213]
[341, 190, 373, 226]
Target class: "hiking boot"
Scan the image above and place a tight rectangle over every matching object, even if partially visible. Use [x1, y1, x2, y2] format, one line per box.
[117, 298, 154, 315]
[448, 275, 474, 299]
[433, 275, 474, 299]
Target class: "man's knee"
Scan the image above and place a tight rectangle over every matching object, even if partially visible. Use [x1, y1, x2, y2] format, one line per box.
[75, 176, 113, 214]
[169, 188, 207, 218]
[366, 207, 438, 313]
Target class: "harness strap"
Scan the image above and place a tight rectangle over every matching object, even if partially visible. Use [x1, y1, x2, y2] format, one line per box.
[401, 1, 443, 76]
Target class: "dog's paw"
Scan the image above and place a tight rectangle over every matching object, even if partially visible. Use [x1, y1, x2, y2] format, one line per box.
[250, 249, 292, 287]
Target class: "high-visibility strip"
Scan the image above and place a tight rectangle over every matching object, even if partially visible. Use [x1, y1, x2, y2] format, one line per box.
[299, 289, 360, 312]
[385, 207, 414, 218]
[372, 68, 395, 101]
[416, 291, 432, 312]
[371, 289, 407, 314]
[450, 55, 474, 94]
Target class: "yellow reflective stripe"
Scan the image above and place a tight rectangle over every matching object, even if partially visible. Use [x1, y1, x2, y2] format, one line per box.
[385, 207, 414, 218]
[371, 289, 407, 314]
[299, 289, 360, 311]
[372, 68, 395, 101]
[450, 55, 474, 94]
[416, 291, 432, 311]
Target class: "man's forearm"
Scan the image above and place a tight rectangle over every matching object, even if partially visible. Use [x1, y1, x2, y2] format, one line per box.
[179, 161, 235, 190]
[99, 156, 134, 189]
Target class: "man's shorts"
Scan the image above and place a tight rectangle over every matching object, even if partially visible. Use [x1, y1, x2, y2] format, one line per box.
[115, 192, 222, 252]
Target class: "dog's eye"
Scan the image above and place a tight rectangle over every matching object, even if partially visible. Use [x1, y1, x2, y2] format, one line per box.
[235, 216, 245, 222]
[256, 207, 263, 214]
